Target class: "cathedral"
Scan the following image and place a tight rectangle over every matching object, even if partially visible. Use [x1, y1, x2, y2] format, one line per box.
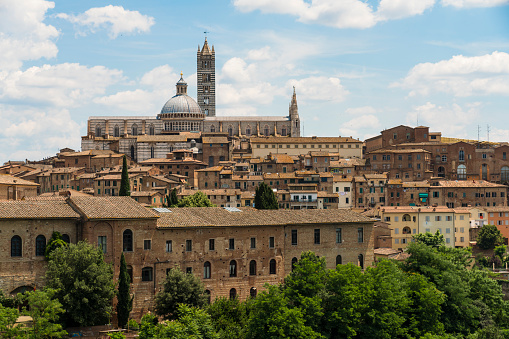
[82, 38, 301, 162]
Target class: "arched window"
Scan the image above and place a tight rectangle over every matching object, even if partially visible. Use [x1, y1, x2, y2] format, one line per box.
[229, 288, 237, 300]
[62, 234, 70, 244]
[141, 267, 153, 281]
[437, 166, 445, 178]
[358, 254, 364, 269]
[281, 127, 287, 136]
[336, 255, 342, 266]
[204, 261, 211, 279]
[35, 235, 46, 256]
[402, 227, 411, 234]
[482, 163, 488, 180]
[402, 214, 411, 221]
[250, 287, 257, 298]
[457, 164, 467, 180]
[229, 260, 237, 277]
[11, 236, 22, 257]
[502, 166, 509, 182]
[264, 125, 269, 136]
[210, 125, 215, 132]
[249, 260, 256, 276]
[130, 145, 135, 160]
[95, 126, 101, 137]
[205, 290, 211, 304]
[114, 125, 120, 137]
[291, 257, 298, 271]
[269, 259, 276, 274]
[126, 265, 133, 283]
[132, 124, 138, 136]
[459, 150, 465, 161]
[227, 126, 233, 137]
[150, 146, 155, 159]
[149, 125, 155, 135]
[246, 126, 251, 136]
[123, 229, 133, 252]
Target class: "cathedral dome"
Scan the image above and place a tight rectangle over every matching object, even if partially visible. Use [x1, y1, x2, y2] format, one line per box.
[160, 94, 202, 115]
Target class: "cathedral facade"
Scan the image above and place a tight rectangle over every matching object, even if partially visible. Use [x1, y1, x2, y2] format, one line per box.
[82, 38, 301, 162]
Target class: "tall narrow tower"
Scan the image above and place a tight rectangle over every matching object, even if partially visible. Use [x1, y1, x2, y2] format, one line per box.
[197, 38, 215, 117]
[289, 87, 301, 137]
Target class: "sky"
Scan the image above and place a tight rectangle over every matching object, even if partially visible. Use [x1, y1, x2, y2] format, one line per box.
[0, 0, 509, 163]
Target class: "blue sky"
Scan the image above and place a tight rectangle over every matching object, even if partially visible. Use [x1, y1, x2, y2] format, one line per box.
[1, 0, 508, 163]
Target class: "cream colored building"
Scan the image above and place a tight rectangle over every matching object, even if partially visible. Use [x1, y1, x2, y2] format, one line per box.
[250, 136, 363, 159]
[333, 176, 353, 209]
[378, 206, 470, 249]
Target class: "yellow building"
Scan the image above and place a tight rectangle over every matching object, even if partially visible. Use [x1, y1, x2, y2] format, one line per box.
[379, 206, 470, 249]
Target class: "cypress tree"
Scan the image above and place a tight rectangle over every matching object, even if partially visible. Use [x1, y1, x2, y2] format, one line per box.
[119, 155, 130, 196]
[116, 253, 132, 329]
[170, 188, 179, 206]
[254, 182, 278, 209]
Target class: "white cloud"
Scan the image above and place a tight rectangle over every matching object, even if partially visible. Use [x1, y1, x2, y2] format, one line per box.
[0, 63, 124, 107]
[394, 51, 509, 97]
[221, 57, 257, 83]
[377, 0, 435, 21]
[217, 82, 283, 106]
[57, 5, 155, 38]
[286, 76, 349, 102]
[345, 106, 377, 115]
[405, 102, 480, 136]
[0, 0, 59, 70]
[339, 114, 380, 138]
[441, 0, 509, 7]
[247, 46, 273, 61]
[0, 107, 81, 161]
[490, 128, 509, 143]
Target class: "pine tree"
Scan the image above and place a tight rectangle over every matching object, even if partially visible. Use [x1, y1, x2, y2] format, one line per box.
[254, 182, 278, 209]
[116, 253, 132, 329]
[119, 155, 130, 196]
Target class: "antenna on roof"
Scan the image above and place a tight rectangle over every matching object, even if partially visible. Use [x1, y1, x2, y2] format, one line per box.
[487, 124, 490, 143]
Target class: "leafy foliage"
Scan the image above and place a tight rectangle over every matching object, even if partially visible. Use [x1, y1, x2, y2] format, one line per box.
[119, 155, 130, 196]
[44, 231, 68, 260]
[155, 267, 208, 320]
[413, 230, 445, 247]
[45, 241, 115, 327]
[175, 191, 215, 207]
[477, 224, 504, 250]
[116, 253, 133, 329]
[207, 297, 249, 339]
[167, 188, 179, 207]
[0, 303, 21, 338]
[254, 182, 278, 209]
[21, 289, 67, 338]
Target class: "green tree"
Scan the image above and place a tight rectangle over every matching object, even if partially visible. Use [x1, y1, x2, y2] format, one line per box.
[0, 304, 22, 339]
[176, 191, 215, 207]
[116, 253, 133, 329]
[494, 245, 507, 262]
[155, 267, 208, 320]
[45, 241, 115, 327]
[477, 224, 504, 250]
[119, 155, 130, 196]
[246, 284, 322, 339]
[413, 230, 445, 247]
[207, 297, 249, 339]
[168, 188, 179, 207]
[44, 231, 68, 260]
[254, 182, 278, 209]
[22, 289, 67, 338]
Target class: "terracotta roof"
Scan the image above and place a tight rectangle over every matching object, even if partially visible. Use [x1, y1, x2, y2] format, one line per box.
[196, 166, 223, 172]
[131, 191, 162, 197]
[0, 200, 80, 219]
[202, 136, 228, 144]
[0, 174, 39, 186]
[402, 181, 429, 187]
[438, 180, 506, 188]
[269, 154, 295, 163]
[374, 248, 401, 256]
[483, 207, 509, 213]
[381, 206, 454, 213]
[156, 207, 373, 228]
[333, 175, 353, 182]
[368, 149, 431, 154]
[250, 136, 362, 143]
[69, 196, 158, 220]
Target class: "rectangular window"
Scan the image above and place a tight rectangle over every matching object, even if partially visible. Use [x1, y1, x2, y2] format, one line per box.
[291, 230, 298, 245]
[446, 228, 451, 234]
[229, 238, 235, 250]
[98, 236, 107, 253]
[435, 216, 441, 221]
[186, 267, 192, 274]
[395, 239, 399, 244]
[446, 216, 452, 221]
[358, 227, 364, 243]
[395, 228, 399, 234]
[250, 237, 256, 249]
[425, 228, 431, 233]
[446, 238, 451, 244]
[336, 228, 342, 244]
[269, 236, 275, 248]
[186, 240, 192, 252]
[425, 216, 430, 222]
[209, 239, 215, 251]
[144, 239, 151, 250]
[166, 240, 172, 253]
[314, 229, 321, 244]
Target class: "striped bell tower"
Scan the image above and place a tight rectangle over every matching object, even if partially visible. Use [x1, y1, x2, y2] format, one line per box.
[197, 38, 215, 117]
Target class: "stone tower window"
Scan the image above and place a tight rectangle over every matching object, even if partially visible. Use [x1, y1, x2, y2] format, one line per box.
[149, 125, 155, 135]
[336, 255, 342, 266]
[123, 229, 133, 252]
[229, 260, 237, 277]
[249, 260, 256, 276]
[11, 235, 22, 257]
[269, 259, 276, 274]
[203, 261, 211, 279]
[131, 124, 138, 136]
[264, 125, 269, 136]
[229, 288, 237, 300]
[114, 126, 120, 137]
[95, 126, 101, 137]
[35, 235, 46, 256]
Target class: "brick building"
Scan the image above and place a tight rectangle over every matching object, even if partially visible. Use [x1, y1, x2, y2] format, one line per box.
[0, 197, 374, 319]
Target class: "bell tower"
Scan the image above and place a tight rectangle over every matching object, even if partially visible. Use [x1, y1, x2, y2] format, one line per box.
[197, 38, 215, 117]
[289, 87, 301, 137]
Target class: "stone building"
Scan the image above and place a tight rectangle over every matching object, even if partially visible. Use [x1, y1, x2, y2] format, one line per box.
[0, 174, 39, 200]
[82, 38, 301, 162]
[0, 196, 374, 319]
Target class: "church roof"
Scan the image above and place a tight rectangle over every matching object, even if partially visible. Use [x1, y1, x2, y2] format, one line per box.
[161, 94, 202, 115]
